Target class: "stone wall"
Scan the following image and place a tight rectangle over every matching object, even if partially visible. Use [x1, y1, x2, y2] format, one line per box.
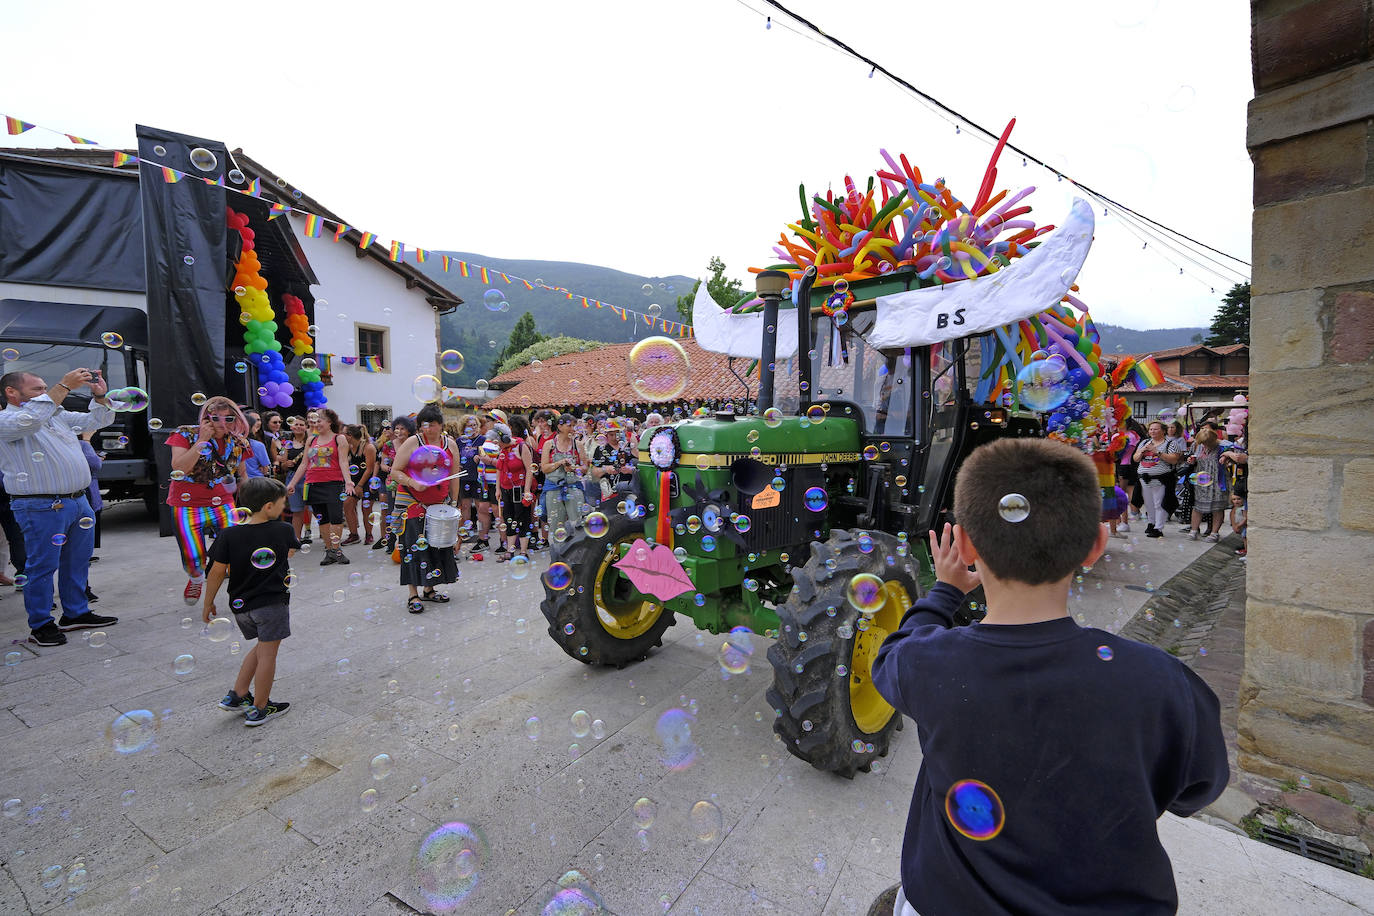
[1239, 0, 1374, 802]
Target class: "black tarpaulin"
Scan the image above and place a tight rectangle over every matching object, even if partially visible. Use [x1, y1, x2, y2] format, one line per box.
[0, 156, 145, 291]
[136, 124, 229, 430]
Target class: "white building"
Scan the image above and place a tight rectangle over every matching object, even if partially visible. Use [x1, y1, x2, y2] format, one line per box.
[235, 153, 462, 433]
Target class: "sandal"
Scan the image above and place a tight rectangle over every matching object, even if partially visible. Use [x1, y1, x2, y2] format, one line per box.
[407, 597, 424, 614]
[421, 589, 450, 603]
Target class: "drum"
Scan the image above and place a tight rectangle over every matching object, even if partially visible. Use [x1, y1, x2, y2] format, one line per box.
[423, 504, 462, 548]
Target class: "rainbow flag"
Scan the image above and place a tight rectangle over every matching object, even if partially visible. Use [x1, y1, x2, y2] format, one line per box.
[1130, 356, 1165, 389]
[361, 355, 382, 372]
[5, 116, 35, 135]
[520, 279, 533, 290]
[332, 222, 349, 242]
[64, 134, 96, 145]
[389, 240, 404, 262]
[161, 166, 182, 184]
[268, 202, 291, 220]
[479, 267, 489, 284]
[415, 248, 427, 264]
[441, 255, 451, 272]
[499, 272, 511, 284]
[303, 214, 322, 238]
[358, 231, 376, 249]
[247, 178, 261, 198]
[112, 151, 136, 167]
[458, 261, 470, 278]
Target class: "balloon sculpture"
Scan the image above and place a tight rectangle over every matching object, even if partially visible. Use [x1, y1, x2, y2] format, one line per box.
[228, 207, 295, 409]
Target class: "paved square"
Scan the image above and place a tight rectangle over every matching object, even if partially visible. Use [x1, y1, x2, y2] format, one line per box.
[1, 504, 1370, 914]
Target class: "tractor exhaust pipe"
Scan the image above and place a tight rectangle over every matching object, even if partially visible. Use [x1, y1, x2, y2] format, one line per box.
[794, 266, 819, 409]
[754, 269, 789, 410]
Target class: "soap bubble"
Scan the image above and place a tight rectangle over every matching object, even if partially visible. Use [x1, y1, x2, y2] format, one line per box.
[3, 651, 21, 666]
[525, 716, 541, 741]
[863, 445, 879, 460]
[570, 710, 591, 738]
[1, 347, 17, 360]
[439, 350, 465, 373]
[108, 386, 150, 412]
[188, 147, 217, 171]
[407, 444, 449, 485]
[1014, 359, 1070, 411]
[584, 512, 609, 538]
[359, 789, 379, 812]
[719, 626, 754, 675]
[633, 797, 657, 829]
[108, 710, 157, 754]
[803, 487, 828, 512]
[538, 871, 606, 914]
[101, 331, 124, 348]
[762, 407, 784, 428]
[482, 289, 506, 311]
[690, 800, 723, 842]
[1097, 645, 1114, 661]
[997, 493, 1030, 523]
[227, 168, 245, 184]
[52, 533, 67, 547]
[655, 708, 698, 770]
[191, 392, 208, 406]
[370, 754, 393, 780]
[945, 779, 1005, 840]
[474, 378, 489, 392]
[251, 547, 275, 569]
[529, 359, 544, 373]
[173, 654, 194, 675]
[414, 822, 489, 910]
[544, 562, 573, 591]
[508, 555, 531, 580]
[846, 573, 885, 614]
[88, 630, 106, 647]
[205, 616, 232, 642]
[412, 374, 442, 403]
[628, 336, 691, 402]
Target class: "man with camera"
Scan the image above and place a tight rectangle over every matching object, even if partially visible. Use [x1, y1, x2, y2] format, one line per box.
[0, 367, 120, 646]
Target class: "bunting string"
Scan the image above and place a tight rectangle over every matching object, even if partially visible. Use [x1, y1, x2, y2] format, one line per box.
[3, 113, 700, 336]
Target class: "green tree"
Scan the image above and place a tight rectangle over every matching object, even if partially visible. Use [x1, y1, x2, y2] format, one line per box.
[1205, 283, 1250, 346]
[491, 311, 547, 376]
[675, 256, 748, 322]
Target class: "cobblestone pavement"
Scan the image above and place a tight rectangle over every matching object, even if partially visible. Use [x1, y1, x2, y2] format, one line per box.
[0, 504, 1369, 914]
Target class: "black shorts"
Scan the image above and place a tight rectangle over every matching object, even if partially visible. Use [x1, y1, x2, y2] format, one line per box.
[234, 602, 291, 642]
[459, 478, 479, 499]
[305, 479, 345, 525]
[480, 480, 499, 504]
[1118, 463, 1139, 486]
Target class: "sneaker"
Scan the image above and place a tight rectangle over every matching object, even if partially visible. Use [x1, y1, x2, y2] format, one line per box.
[494, 544, 508, 555]
[85, 587, 99, 603]
[1236, 547, 1247, 557]
[1119, 522, 1130, 533]
[1207, 532, 1221, 542]
[371, 538, 388, 551]
[28, 623, 66, 647]
[1188, 531, 1199, 541]
[219, 689, 254, 711]
[472, 538, 490, 550]
[1146, 528, 1163, 539]
[320, 550, 337, 567]
[1178, 525, 1191, 533]
[340, 534, 360, 547]
[244, 701, 290, 726]
[58, 612, 119, 630]
[334, 549, 350, 565]
[183, 579, 203, 605]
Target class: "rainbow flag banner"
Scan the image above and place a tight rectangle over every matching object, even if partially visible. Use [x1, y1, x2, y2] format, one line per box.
[458, 261, 470, 278]
[64, 133, 96, 144]
[112, 151, 136, 167]
[415, 248, 428, 264]
[361, 355, 382, 372]
[479, 267, 490, 284]
[160, 166, 182, 184]
[247, 177, 262, 198]
[389, 240, 404, 262]
[303, 214, 322, 238]
[358, 231, 376, 249]
[441, 255, 451, 272]
[268, 202, 291, 220]
[333, 222, 349, 242]
[5, 116, 35, 135]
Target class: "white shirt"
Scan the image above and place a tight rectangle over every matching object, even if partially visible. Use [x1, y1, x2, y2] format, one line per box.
[0, 395, 115, 496]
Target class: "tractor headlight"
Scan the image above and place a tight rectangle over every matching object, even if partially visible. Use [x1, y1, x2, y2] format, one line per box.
[649, 427, 678, 471]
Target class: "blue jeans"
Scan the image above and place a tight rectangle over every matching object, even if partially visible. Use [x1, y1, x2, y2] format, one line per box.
[12, 494, 95, 630]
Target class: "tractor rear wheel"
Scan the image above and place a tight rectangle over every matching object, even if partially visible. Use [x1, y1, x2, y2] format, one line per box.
[539, 509, 676, 668]
[765, 529, 921, 777]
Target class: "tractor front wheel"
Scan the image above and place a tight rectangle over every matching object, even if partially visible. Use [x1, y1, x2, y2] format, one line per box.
[539, 509, 676, 668]
[765, 529, 921, 777]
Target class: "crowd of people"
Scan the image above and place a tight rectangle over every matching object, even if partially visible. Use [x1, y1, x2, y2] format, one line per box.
[1108, 412, 1249, 557]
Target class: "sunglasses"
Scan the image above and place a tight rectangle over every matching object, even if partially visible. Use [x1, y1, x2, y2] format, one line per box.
[208, 414, 235, 422]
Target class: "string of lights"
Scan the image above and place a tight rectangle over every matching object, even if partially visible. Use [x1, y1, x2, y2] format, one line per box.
[742, 0, 1251, 286]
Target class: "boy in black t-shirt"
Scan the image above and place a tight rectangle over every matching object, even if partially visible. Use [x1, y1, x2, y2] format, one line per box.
[872, 438, 1228, 916]
[202, 477, 301, 726]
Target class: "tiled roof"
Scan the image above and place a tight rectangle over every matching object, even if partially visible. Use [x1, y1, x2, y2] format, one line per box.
[486, 339, 749, 410]
[1210, 344, 1247, 355]
[1115, 343, 1248, 361]
[1173, 374, 1248, 389]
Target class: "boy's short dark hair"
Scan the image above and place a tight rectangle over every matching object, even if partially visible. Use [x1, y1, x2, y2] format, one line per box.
[953, 438, 1101, 586]
[238, 477, 287, 514]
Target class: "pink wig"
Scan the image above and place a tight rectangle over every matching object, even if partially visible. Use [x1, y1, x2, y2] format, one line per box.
[199, 396, 250, 439]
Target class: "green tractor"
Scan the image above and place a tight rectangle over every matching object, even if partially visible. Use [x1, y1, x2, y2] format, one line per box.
[539, 261, 1058, 776]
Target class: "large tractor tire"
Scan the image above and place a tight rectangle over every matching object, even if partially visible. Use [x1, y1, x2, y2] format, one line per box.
[539, 509, 676, 668]
[766, 529, 921, 777]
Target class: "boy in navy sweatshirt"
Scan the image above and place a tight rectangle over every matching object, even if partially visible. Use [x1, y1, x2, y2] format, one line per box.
[872, 438, 1228, 916]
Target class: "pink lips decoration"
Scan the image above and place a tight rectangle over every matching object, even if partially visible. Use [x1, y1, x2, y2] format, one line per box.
[612, 538, 696, 602]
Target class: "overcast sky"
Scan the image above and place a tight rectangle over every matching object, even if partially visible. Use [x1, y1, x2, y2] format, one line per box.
[5, 0, 1252, 330]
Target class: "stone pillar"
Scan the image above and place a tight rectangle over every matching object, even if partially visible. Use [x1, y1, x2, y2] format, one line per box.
[1239, 0, 1374, 802]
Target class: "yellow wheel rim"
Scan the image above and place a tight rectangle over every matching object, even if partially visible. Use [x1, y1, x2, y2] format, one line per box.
[592, 535, 664, 640]
[849, 580, 911, 734]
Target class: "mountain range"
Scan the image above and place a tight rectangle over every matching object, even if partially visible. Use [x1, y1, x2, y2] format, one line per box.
[426, 253, 1209, 384]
